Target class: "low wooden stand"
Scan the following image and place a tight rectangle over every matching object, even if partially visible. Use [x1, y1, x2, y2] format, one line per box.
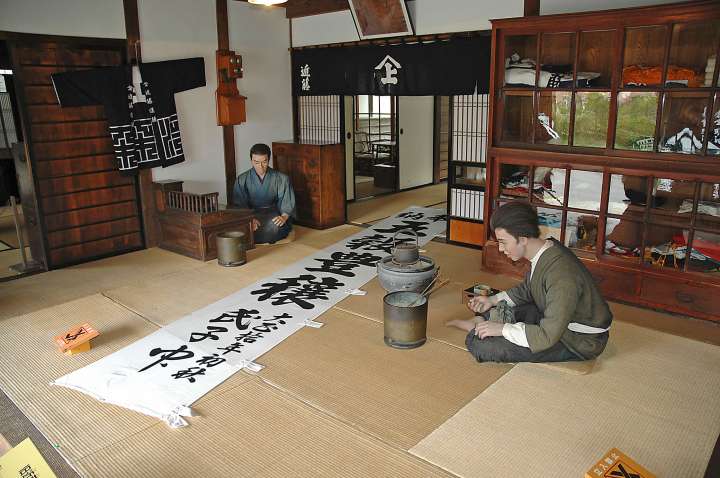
[157, 189, 255, 261]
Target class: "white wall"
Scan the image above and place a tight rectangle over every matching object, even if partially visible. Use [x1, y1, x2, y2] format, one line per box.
[139, 0, 292, 204]
[291, 0, 694, 47]
[0, 0, 125, 38]
[228, 2, 293, 179]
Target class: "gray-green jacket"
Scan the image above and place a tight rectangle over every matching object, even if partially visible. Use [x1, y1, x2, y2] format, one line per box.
[500, 239, 613, 359]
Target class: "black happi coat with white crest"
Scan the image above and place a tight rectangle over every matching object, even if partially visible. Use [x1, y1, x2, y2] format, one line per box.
[51, 57, 205, 175]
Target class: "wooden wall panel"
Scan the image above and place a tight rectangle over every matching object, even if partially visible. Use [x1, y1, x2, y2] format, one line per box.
[48, 232, 143, 265]
[33, 138, 114, 160]
[34, 154, 117, 178]
[31, 121, 109, 141]
[11, 39, 143, 268]
[41, 185, 137, 214]
[47, 217, 141, 248]
[44, 201, 138, 232]
[39, 171, 133, 196]
[27, 105, 105, 122]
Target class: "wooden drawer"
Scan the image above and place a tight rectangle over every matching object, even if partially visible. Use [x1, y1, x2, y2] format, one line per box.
[585, 263, 640, 300]
[641, 276, 720, 318]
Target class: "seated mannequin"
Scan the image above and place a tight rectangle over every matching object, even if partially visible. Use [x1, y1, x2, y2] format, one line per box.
[233, 143, 296, 244]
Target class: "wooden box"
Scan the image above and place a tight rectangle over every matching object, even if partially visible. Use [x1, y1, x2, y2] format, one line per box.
[158, 191, 255, 261]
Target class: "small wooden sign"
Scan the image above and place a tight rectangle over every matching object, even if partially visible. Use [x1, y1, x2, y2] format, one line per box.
[54, 323, 99, 353]
[585, 448, 656, 478]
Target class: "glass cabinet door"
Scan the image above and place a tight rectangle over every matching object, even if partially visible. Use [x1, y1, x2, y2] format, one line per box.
[658, 92, 711, 155]
[709, 93, 720, 155]
[603, 174, 647, 261]
[504, 34, 538, 87]
[539, 32, 575, 88]
[573, 91, 610, 148]
[614, 91, 659, 151]
[668, 21, 720, 88]
[578, 30, 615, 89]
[536, 91, 571, 145]
[623, 25, 668, 87]
[501, 91, 534, 143]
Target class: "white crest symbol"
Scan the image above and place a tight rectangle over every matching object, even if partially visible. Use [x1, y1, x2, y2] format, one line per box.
[374, 55, 401, 85]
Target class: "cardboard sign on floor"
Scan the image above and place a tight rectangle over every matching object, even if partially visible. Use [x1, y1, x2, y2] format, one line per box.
[585, 448, 656, 478]
[0, 438, 57, 478]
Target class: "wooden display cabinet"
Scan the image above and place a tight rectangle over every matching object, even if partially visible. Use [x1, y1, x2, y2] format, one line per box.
[483, 1, 720, 321]
[272, 140, 346, 229]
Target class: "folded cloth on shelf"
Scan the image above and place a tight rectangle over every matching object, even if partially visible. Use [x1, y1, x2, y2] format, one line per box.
[505, 67, 600, 87]
[623, 65, 702, 87]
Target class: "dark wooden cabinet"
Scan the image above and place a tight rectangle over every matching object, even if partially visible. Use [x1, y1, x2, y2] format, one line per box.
[272, 141, 345, 229]
[482, 1, 720, 321]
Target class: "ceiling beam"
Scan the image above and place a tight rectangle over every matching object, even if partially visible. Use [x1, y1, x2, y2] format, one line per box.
[236, 1, 416, 20]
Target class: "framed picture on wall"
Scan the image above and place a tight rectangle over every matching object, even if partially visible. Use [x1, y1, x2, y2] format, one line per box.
[348, 0, 414, 40]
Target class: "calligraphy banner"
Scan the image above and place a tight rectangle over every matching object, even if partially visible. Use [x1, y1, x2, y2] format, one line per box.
[54, 207, 447, 427]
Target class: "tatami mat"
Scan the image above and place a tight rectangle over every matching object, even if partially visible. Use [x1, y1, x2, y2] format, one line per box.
[0, 293, 254, 468]
[255, 308, 511, 450]
[410, 321, 720, 477]
[348, 183, 447, 224]
[103, 226, 364, 327]
[73, 377, 455, 478]
[0, 248, 202, 320]
[0, 295, 161, 463]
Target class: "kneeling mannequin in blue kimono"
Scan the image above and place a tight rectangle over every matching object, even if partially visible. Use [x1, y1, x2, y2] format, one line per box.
[233, 143, 296, 244]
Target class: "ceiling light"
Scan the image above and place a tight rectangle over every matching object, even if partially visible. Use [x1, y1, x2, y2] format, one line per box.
[248, 0, 287, 5]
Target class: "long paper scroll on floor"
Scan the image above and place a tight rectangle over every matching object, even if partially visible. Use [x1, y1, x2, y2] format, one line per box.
[54, 207, 446, 427]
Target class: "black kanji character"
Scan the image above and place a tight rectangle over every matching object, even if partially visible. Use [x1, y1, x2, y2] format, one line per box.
[20, 465, 38, 478]
[210, 308, 258, 330]
[195, 353, 226, 368]
[235, 331, 264, 343]
[171, 366, 206, 383]
[138, 345, 194, 372]
[250, 274, 343, 309]
[345, 234, 398, 254]
[189, 325, 228, 343]
[305, 251, 382, 277]
[218, 341, 246, 355]
[427, 213, 447, 222]
[374, 220, 430, 237]
[397, 211, 425, 220]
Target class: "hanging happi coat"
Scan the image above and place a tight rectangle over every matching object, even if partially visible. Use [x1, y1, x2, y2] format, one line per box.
[51, 57, 205, 175]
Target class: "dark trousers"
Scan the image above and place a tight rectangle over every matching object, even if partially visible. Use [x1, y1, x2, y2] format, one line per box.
[465, 303, 584, 363]
[253, 208, 293, 244]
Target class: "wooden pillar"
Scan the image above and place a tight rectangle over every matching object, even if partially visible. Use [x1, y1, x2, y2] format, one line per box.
[524, 0, 540, 16]
[217, 0, 237, 206]
[123, 0, 161, 247]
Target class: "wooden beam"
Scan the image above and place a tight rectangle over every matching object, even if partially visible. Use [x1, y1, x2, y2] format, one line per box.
[284, 0, 349, 19]
[524, 0, 540, 16]
[217, 0, 237, 205]
[123, 0, 161, 248]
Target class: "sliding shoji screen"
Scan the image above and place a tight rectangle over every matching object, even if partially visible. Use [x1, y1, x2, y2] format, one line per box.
[297, 95, 342, 143]
[447, 91, 489, 246]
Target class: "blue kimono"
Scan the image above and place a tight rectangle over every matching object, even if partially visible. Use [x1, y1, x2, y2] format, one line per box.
[233, 168, 296, 243]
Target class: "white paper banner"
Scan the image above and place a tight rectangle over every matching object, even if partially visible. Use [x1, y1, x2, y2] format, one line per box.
[54, 207, 446, 426]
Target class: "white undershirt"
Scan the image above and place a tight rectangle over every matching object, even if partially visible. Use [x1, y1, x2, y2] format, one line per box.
[496, 240, 553, 347]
